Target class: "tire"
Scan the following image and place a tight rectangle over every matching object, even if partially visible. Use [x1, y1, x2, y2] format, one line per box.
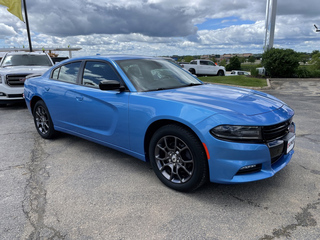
[149, 124, 208, 192]
[189, 69, 196, 75]
[217, 70, 225, 76]
[33, 100, 55, 139]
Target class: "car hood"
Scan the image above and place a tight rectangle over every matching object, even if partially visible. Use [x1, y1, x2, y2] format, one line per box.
[0, 66, 51, 74]
[147, 84, 285, 117]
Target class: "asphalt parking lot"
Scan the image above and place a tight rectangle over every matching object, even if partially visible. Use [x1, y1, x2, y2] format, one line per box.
[1, 79, 319, 240]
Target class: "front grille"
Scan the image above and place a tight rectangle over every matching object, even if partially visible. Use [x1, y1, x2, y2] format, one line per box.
[6, 74, 28, 87]
[262, 119, 291, 142]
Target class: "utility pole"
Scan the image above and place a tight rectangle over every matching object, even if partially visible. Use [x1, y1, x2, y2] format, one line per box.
[264, 0, 277, 51]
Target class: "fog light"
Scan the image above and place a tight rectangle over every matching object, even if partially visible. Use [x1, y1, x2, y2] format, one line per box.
[0, 92, 5, 96]
[240, 164, 257, 170]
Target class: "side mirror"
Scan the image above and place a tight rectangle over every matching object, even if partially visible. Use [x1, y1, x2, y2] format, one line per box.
[99, 80, 125, 91]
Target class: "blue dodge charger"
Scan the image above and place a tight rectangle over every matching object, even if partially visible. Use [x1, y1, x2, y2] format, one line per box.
[24, 55, 295, 191]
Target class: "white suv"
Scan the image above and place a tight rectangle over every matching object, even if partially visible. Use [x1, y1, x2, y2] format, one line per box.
[0, 52, 53, 105]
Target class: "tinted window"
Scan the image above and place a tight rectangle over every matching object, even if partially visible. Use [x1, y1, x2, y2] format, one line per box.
[200, 61, 208, 65]
[117, 59, 201, 92]
[82, 61, 121, 88]
[52, 68, 60, 79]
[52, 62, 81, 84]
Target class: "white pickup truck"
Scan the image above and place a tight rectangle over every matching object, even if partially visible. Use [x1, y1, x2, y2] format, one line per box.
[182, 59, 226, 76]
[0, 52, 53, 105]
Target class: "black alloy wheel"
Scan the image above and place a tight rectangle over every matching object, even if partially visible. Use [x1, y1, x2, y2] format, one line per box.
[149, 124, 208, 192]
[33, 100, 55, 139]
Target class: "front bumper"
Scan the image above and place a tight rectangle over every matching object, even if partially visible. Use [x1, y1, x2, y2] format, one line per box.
[205, 129, 295, 184]
[0, 84, 24, 103]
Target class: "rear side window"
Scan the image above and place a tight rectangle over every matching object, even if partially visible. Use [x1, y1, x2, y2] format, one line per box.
[51, 62, 81, 84]
[82, 61, 121, 88]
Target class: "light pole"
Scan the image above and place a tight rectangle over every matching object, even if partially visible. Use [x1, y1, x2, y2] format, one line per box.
[264, 0, 277, 51]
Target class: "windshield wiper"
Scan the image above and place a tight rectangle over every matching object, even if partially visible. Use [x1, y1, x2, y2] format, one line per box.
[185, 83, 202, 87]
[2, 65, 16, 67]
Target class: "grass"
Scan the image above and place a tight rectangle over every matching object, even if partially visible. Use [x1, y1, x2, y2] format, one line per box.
[198, 75, 268, 88]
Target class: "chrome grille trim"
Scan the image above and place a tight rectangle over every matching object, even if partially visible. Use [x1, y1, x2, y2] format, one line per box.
[6, 74, 28, 87]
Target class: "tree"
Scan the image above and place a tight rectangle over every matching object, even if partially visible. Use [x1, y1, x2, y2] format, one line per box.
[226, 56, 241, 71]
[219, 59, 227, 66]
[239, 57, 246, 63]
[248, 56, 256, 63]
[309, 52, 320, 70]
[183, 56, 194, 62]
[262, 48, 300, 78]
[311, 50, 319, 58]
[297, 52, 310, 64]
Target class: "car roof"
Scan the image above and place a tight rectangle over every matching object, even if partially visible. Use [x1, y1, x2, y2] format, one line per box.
[69, 55, 156, 62]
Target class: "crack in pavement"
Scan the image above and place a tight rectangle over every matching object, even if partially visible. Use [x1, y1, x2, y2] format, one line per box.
[0, 130, 36, 137]
[216, 188, 264, 209]
[299, 164, 320, 176]
[259, 200, 320, 239]
[0, 164, 25, 172]
[296, 133, 320, 144]
[228, 194, 262, 208]
[22, 136, 66, 240]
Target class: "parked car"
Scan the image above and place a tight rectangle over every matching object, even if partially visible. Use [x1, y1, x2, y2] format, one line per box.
[24, 55, 295, 192]
[182, 59, 225, 76]
[0, 52, 53, 105]
[230, 70, 250, 76]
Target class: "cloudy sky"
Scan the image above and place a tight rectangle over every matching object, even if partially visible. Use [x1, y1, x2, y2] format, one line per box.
[0, 0, 319, 57]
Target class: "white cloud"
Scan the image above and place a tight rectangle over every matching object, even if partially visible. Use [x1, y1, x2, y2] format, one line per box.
[0, 0, 320, 56]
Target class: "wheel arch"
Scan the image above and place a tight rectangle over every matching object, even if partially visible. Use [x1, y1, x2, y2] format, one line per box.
[188, 68, 196, 75]
[144, 119, 206, 162]
[217, 70, 225, 76]
[30, 96, 44, 113]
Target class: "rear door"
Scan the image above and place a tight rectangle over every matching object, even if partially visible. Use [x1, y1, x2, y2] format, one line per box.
[42, 61, 82, 131]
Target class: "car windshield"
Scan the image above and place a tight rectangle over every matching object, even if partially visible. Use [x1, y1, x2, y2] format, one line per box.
[1, 54, 53, 67]
[117, 59, 202, 91]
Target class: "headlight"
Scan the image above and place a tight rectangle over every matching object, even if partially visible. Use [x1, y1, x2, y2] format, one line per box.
[210, 125, 262, 141]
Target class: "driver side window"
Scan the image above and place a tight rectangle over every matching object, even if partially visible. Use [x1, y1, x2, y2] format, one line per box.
[82, 61, 121, 88]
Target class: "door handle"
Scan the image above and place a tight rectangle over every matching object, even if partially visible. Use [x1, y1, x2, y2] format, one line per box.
[76, 96, 83, 102]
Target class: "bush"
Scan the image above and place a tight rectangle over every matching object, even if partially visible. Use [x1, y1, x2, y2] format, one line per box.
[310, 70, 320, 78]
[262, 48, 300, 77]
[250, 67, 260, 77]
[294, 67, 312, 78]
[309, 52, 320, 70]
[226, 56, 241, 71]
[241, 64, 261, 71]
